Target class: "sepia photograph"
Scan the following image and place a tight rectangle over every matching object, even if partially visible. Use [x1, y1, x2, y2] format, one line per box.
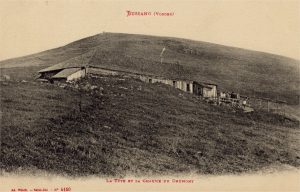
[0, 0, 299, 191]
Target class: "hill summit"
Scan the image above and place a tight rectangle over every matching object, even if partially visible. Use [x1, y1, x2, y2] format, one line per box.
[0, 32, 299, 104]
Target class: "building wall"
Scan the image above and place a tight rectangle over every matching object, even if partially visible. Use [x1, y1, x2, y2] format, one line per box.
[175, 80, 193, 93]
[202, 87, 213, 98]
[152, 78, 173, 86]
[210, 85, 217, 98]
[140, 76, 173, 86]
[139, 76, 194, 94]
[193, 83, 203, 96]
[200, 85, 217, 98]
[66, 69, 86, 82]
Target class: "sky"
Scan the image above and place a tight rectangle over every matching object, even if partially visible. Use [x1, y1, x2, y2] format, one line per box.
[0, 0, 299, 61]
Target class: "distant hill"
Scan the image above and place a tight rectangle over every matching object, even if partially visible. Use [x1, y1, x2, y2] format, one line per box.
[1, 32, 299, 104]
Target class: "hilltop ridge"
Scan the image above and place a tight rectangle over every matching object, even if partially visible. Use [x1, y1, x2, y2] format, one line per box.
[1, 32, 299, 104]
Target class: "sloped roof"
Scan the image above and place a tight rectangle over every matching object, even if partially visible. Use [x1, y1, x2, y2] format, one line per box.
[201, 83, 216, 88]
[38, 50, 95, 73]
[52, 68, 81, 78]
[193, 81, 216, 88]
[37, 49, 219, 87]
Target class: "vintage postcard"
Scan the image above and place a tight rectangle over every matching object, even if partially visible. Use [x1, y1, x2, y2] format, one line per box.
[0, 0, 299, 191]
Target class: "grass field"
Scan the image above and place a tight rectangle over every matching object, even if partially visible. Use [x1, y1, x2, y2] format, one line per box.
[1, 75, 299, 177]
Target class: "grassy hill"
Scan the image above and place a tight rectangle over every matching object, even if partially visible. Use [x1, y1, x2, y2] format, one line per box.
[0, 33, 299, 104]
[0, 75, 299, 176]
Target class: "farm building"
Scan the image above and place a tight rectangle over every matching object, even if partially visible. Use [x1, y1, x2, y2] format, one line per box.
[194, 82, 218, 98]
[38, 58, 219, 99]
[38, 64, 218, 98]
[38, 67, 87, 82]
[139, 76, 217, 98]
[139, 76, 194, 94]
[51, 67, 87, 82]
[38, 51, 93, 82]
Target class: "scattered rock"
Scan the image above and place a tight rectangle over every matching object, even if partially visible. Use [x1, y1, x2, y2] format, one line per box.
[37, 79, 49, 83]
[90, 85, 98, 90]
[59, 84, 67, 89]
[103, 125, 111, 129]
[119, 86, 128, 90]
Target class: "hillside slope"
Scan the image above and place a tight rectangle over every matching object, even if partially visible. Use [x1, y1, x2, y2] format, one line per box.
[0, 33, 299, 104]
[0, 76, 299, 176]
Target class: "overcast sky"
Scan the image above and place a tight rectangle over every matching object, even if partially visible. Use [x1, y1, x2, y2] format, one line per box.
[0, 0, 299, 61]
